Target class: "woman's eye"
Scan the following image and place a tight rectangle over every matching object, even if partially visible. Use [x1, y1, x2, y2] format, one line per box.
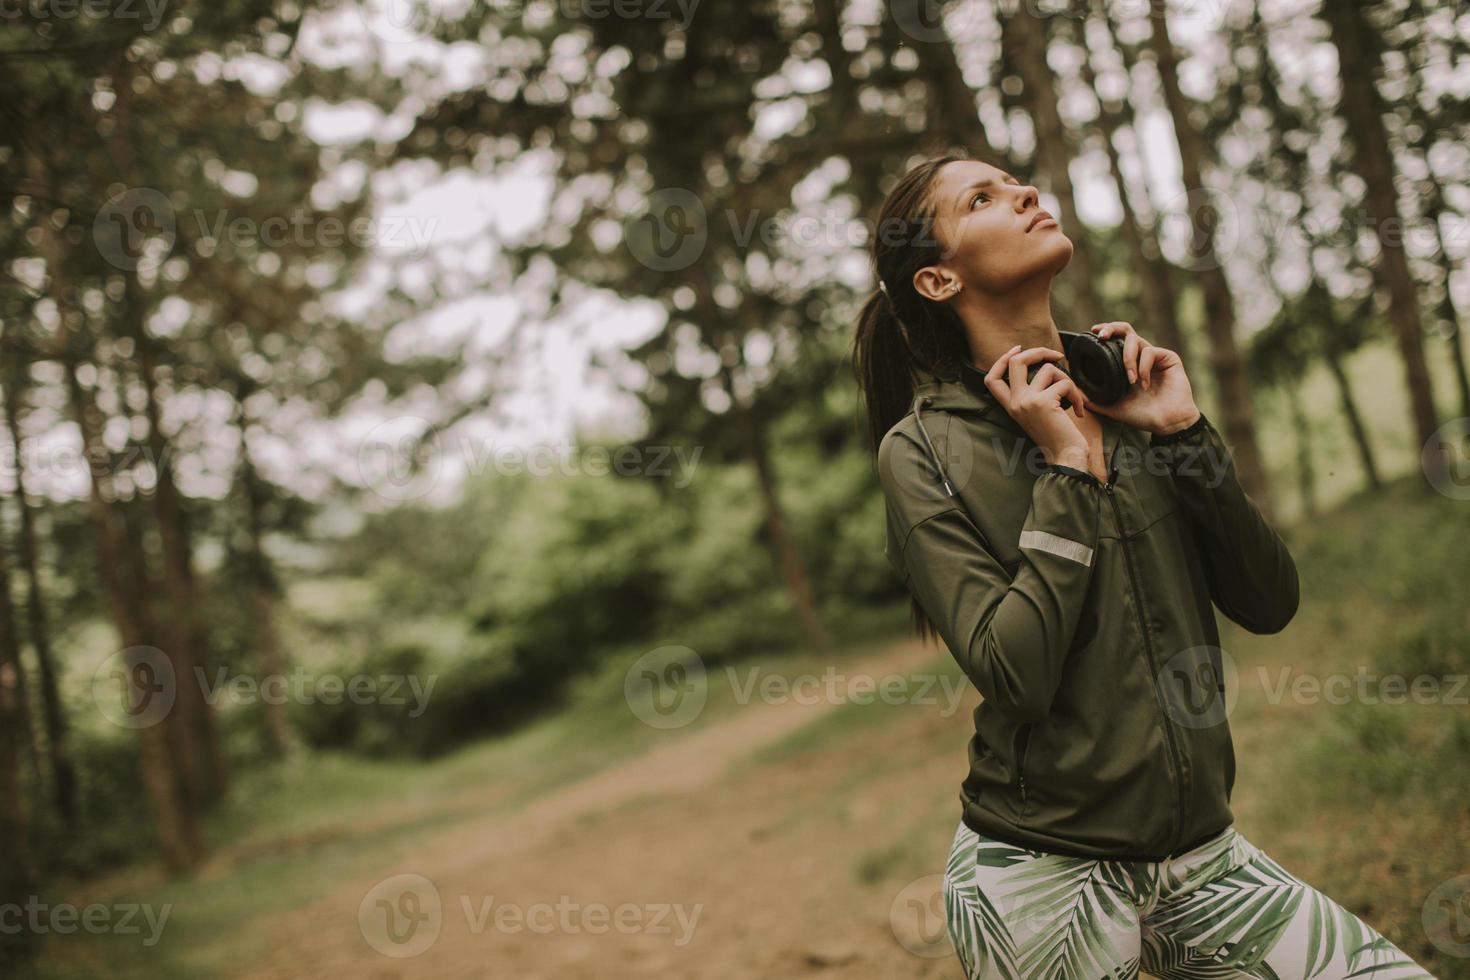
[970, 193, 988, 209]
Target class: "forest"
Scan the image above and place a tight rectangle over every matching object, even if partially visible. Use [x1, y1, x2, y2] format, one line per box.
[1, 0, 1468, 976]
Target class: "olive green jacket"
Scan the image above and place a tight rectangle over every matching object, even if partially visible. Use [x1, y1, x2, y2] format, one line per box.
[878, 363, 1299, 861]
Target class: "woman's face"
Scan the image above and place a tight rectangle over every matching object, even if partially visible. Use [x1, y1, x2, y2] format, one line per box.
[919, 160, 1073, 296]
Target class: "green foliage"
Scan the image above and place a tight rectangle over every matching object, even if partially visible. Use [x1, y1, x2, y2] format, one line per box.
[26, 732, 152, 878]
[294, 434, 904, 757]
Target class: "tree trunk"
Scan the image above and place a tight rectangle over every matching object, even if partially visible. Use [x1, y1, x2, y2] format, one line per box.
[238, 420, 293, 758]
[1001, 6, 1104, 329]
[0, 623, 36, 961]
[1321, 0, 1440, 468]
[912, 16, 1005, 166]
[1079, 15, 1186, 359]
[3, 381, 76, 821]
[30, 142, 203, 872]
[64, 359, 205, 875]
[1146, 9, 1273, 513]
[1403, 0, 1470, 421]
[0, 531, 41, 783]
[737, 406, 831, 656]
[132, 327, 228, 807]
[1283, 384, 1317, 518]
[1309, 280, 1383, 492]
[1421, 175, 1470, 420]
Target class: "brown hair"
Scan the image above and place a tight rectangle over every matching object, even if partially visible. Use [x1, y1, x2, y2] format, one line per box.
[851, 151, 976, 645]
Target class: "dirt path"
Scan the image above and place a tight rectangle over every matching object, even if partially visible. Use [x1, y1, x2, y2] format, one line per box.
[238, 636, 973, 979]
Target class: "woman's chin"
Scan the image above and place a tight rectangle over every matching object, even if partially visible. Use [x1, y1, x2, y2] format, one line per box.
[1037, 236, 1074, 274]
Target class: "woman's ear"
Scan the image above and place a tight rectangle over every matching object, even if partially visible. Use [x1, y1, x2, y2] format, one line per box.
[912, 267, 963, 303]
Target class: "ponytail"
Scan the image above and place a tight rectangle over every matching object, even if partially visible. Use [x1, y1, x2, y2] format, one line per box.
[852, 287, 919, 458]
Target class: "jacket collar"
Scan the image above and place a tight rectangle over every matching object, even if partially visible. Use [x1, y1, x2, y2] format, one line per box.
[910, 360, 1129, 488]
[912, 363, 1012, 426]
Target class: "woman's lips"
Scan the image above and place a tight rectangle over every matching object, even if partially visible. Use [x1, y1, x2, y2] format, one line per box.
[1027, 213, 1058, 232]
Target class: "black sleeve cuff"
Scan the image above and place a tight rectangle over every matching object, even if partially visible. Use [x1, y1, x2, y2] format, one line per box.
[1046, 463, 1101, 488]
[1150, 412, 1209, 447]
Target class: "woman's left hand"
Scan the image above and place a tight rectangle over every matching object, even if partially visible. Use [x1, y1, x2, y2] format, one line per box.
[1083, 322, 1202, 436]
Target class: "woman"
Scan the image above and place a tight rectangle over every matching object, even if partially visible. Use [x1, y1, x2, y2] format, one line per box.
[852, 154, 1434, 979]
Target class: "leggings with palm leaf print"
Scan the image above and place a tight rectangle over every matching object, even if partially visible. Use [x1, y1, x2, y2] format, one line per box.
[942, 820, 1437, 979]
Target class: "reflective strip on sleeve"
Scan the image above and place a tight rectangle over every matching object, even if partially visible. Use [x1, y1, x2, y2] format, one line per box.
[1018, 529, 1094, 567]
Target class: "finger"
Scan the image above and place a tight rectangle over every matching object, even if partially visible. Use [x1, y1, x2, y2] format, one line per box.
[1091, 322, 1144, 384]
[1138, 345, 1159, 390]
[985, 345, 1022, 388]
[1122, 330, 1143, 385]
[1042, 377, 1087, 417]
[1004, 346, 1064, 388]
[1029, 363, 1066, 391]
[984, 374, 1012, 409]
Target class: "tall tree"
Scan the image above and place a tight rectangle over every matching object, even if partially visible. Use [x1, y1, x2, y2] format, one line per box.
[3, 373, 76, 819]
[1070, 12, 1187, 358]
[999, 4, 1104, 328]
[1144, 7, 1272, 509]
[1398, 0, 1470, 419]
[1321, 0, 1440, 466]
[1244, 1, 1382, 492]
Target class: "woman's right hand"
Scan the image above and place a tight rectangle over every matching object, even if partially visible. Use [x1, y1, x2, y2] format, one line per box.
[983, 346, 1106, 482]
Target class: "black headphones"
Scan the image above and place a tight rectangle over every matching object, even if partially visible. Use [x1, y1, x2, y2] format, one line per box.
[1057, 329, 1131, 406]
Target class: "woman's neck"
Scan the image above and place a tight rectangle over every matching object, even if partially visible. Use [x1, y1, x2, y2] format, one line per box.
[954, 277, 1064, 373]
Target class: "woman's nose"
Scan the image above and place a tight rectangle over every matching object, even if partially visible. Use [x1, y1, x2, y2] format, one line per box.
[1015, 185, 1039, 210]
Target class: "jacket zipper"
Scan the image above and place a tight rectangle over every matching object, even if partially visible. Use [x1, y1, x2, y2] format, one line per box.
[1013, 722, 1032, 812]
[1104, 447, 1186, 851]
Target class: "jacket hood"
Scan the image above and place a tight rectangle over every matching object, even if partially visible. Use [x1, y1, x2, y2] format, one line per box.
[904, 363, 1023, 500]
[912, 362, 1004, 417]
